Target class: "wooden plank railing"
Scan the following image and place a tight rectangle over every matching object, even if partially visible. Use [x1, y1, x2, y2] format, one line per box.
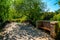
[36, 20, 58, 38]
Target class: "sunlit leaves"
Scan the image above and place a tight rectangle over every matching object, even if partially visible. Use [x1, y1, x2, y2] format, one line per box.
[0, 0, 14, 22]
[14, 0, 24, 5]
[52, 14, 60, 21]
[14, 0, 45, 24]
[0, 0, 46, 26]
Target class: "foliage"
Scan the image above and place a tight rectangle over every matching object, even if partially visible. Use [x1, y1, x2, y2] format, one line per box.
[51, 14, 60, 21]
[42, 12, 54, 20]
[14, 0, 46, 26]
[0, 0, 46, 27]
[0, 0, 59, 26]
[55, 21, 60, 40]
[58, 0, 60, 5]
[0, 0, 14, 22]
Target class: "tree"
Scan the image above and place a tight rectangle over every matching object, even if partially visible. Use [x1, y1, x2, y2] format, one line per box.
[55, 0, 60, 6]
[14, 0, 46, 26]
[57, 0, 60, 5]
[0, 0, 15, 27]
[55, 9, 60, 14]
[0, 0, 46, 26]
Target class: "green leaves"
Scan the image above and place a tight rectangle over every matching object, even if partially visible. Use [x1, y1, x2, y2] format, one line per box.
[0, 0, 13, 22]
[0, 0, 46, 26]
[52, 14, 60, 21]
[58, 0, 60, 5]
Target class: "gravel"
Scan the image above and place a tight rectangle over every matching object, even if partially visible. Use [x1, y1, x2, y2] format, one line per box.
[0, 22, 54, 40]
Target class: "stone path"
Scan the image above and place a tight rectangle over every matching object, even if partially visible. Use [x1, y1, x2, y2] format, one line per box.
[0, 22, 54, 40]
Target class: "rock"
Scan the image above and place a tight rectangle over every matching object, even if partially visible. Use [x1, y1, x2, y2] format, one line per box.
[35, 37, 48, 40]
[0, 22, 54, 40]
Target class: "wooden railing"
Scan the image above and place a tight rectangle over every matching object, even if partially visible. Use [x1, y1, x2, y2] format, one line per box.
[36, 20, 58, 38]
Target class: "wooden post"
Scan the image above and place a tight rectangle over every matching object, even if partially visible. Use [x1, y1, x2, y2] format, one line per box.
[50, 21, 58, 38]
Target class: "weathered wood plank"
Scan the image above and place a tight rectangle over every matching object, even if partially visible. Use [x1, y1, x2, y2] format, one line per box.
[36, 20, 58, 38]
